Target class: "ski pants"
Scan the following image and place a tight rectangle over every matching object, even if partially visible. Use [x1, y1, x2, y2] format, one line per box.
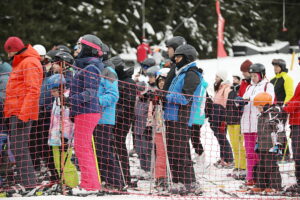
[244, 132, 259, 181]
[290, 125, 300, 185]
[227, 125, 246, 169]
[94, 124, 124, 189]
[9, 116, 37, 187]
[256, 151, 282, 189]
[74, 113, 101, 191]
[165, 121, 196, 185]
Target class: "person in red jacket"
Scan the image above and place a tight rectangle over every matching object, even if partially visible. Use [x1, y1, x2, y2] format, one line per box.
[4, 36, 43, 191]
[284, 82, 300, 194]
[238, 59, 252, 97]
[136, 38, 152, 63]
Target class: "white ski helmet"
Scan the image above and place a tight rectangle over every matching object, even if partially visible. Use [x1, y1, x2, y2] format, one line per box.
[33, 44, 46, 56]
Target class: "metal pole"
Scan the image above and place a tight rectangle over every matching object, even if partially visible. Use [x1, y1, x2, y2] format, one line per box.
[142, 0, 145, 38]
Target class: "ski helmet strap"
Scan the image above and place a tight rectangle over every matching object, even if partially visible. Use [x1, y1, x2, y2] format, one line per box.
[80, 38, 103, 57]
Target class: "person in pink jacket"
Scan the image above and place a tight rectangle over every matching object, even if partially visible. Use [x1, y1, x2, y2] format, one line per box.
[240, 63, 275, 186]
[211, 69, 234, 168]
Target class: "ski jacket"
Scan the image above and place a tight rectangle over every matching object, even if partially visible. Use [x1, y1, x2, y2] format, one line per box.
[98, 66, 119, 125]
[136, 43, 151, 63]
[284, 82, 300, 125]
[213, 82, 231, 108]
[256, 105, 285, 151]
[226, 84, 243, 125]
[241, 79, 275, 133]
[4, 45, 43, 122]
[164, 62, 202, 127]
[192, 79, 208, 125]
[270, 72, 294, 104]
[238, 78, 251, 97]
[0, 61, 11, 104]
[70, 57, 104, 116]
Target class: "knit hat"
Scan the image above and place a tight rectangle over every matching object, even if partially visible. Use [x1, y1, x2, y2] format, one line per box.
[216, 69, 229, 82]
[240, 59, 253, 72]
[4, 37, 25, 53]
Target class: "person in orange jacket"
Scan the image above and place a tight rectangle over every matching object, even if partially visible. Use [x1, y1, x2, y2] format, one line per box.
[3, 36, 43, 190]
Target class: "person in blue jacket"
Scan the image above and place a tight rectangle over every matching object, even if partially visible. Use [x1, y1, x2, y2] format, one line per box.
[164, 44, 203, 194]
[70, 34, 104, 191]
[93, 43, 125, 190]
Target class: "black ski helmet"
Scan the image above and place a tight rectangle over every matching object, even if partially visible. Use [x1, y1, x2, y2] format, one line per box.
[77, 34, 103, 58]
[165, 36, 186, 50]
[271, 59, 287, 72]
[174, 44, 198, 62]
[101, 43, 110, 61]
[141, 58, 156, 69]
[53, 51, 74, 65]
[56, 45, 71, 54]
[249, 63, 266, 78]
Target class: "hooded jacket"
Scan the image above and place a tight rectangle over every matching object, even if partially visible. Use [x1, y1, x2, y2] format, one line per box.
[164, 62, 202, 126]
[241, 79, 275, 133]
[4, 45, 43, 122]
[284, 82, 300, 125]
[70, 57, 104, 116]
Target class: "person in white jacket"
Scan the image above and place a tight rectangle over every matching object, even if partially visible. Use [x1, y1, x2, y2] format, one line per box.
[240, 63, 275, 186]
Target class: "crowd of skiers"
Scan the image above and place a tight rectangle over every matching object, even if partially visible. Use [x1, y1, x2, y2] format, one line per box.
[0, 34, 299, 197]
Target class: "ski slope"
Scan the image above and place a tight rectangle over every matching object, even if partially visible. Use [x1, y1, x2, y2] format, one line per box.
[11, 53, 300, 200]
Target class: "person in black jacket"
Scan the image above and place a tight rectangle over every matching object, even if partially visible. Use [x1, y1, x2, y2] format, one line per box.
[111, 56, 137, 187]
[162, 36, 186, 92]
[226, 75, 246, 179]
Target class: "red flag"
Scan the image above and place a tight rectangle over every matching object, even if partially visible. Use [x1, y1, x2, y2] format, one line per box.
[216, 0, 227, 58]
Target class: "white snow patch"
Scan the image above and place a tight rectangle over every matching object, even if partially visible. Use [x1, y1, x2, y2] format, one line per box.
[143, 22, 155, 35]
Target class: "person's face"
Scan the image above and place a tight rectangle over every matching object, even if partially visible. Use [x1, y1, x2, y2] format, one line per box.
[167, 47, 175, 59]
[50, 88, 59, 97]
[233, 76, 240, 85]
[273, 65, 281, 74]
[158, 78, 165, 90]
[76, 42, 82, 55]
[242, 71, 250, 79]
[7, 51, 17, 58]
[215, 75, 222, 83]
[174, 55, 183, 64]
[52, 63, 61, 73]
[40, 55, 45, 62]
[250, 73, 260, 84]
[256, 105, 264, 112]
[148, 76, 156, 84]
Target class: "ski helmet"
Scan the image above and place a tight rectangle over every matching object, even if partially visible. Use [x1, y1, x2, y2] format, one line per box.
[77, 34, 103, 58]
[249, 63, 266, 78]
[165, 36, 186, 50]
[146, 65, 160, 77]
[101, 43, 110, 61]
[56, 45, 71, 54]
[53, 51, 74, 65]
[271, 59, 287, 72]
[141, 58, 156, 69]
[47, 74, 66, 90]
[33, 44, 46, 56]
[174, 44, 198, 62]
[253, 92, 272, 107]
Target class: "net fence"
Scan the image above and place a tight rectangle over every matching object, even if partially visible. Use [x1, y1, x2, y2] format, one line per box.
[0, 61, 299, 199]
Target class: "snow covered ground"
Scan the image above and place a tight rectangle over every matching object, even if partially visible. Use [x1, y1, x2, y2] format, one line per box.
[10, 53, 300, 199]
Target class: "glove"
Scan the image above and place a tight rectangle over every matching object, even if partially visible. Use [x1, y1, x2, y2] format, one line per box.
[234, 96, 248, 106]
[219, 121, 227, 133]
[269, 144, 282, 154]
[70, 116, 75, 123]
[254, 143, 259, 153]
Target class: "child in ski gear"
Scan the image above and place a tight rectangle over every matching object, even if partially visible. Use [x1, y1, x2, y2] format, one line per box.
[47, 74, 79, 188]
[226, 75, 247, 179]
[240, 63, 275, 186]
[284, 82, 300, 193]
[238, 59, 252, 97]
[251, 92, 284, 192]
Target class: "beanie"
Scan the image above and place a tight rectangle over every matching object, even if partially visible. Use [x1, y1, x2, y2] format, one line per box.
[4, 37, 25, 53]
[240, 59, 253, 72]
[216, 69, 229, 82]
